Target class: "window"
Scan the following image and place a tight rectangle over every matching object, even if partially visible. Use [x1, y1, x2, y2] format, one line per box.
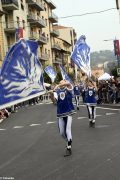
[21, 0, 24, 10]
[22, 20, 25, 29]
[45, 19, 47, 26]
[44, 3, 46, 11]
[47, 34, 49, 41]
[17, 17, 20, 28]
[48, 50, 50, 57]
[45, 48, 47, 54]
[39, 29, 42, 35]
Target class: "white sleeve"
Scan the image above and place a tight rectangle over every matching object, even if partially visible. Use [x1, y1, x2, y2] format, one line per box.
[54, 92, 58, 100]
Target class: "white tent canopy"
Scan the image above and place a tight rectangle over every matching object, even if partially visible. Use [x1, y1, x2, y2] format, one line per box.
[98, 73, 114, 81]
[44, 83, 51, 87]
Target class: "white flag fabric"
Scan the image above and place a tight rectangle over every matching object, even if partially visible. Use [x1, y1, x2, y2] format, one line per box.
[71, 35, 91, 77]
[0, 39, 46, 109]
[44, 65, 57, 83]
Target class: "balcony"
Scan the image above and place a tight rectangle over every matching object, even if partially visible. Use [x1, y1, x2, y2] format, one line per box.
[45, 0, 56, 9]
[49, 12, 58, 23]
[53, 57, 62, 64]
[29, 32, 38, 40]
[61, 48, 71, 55]
[39, 53, 49, 61]
[0, 10, 4, 16]
[4, 22, 16, 33]
[27, 13, 46, 28]
[38, 34, 48, 44]
[27, 13, 36, 22]
[50, 29, 59, 37]
[52, 43, 61, 51]
[1, 0, 19, 10]
[26, 0, 44, 11]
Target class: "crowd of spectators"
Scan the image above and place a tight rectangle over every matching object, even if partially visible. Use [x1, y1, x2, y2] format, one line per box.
[0, 97, 41, 122]
[0, 78, 120, 122]
[97, 78, 120, 104]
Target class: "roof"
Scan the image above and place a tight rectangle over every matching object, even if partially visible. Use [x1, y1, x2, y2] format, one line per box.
[54, 25, 73, 30]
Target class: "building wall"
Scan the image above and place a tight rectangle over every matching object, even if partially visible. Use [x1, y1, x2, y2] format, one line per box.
[0, 0, 77, 72]
[0, 1, 4, 67]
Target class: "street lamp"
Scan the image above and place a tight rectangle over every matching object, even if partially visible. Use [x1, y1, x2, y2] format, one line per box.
[103, 38, 120, 67]
[103, 39, 114, 42]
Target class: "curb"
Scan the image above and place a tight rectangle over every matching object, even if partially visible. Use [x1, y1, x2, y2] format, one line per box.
[98, 104, 120, 109]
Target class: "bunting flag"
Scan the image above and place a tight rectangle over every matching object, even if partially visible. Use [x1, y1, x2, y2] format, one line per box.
[71, 35, 91, 77]
[16, 28, 23, 41]
[44, 65, 57, 83]
[0, 39, 46, 109]
[113, 39, 120, 56]
[59, 65, 73, 84]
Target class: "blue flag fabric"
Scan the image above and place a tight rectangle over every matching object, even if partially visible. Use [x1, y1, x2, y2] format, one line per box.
[59, 65, 73, 85]
[71, 35, 91, 77]
[44, 65, 57, 83]
[0, 39, 46, 109]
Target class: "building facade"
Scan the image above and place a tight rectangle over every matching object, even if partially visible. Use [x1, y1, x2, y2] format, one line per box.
[0, 0, 5, 67]
[0, 0, 77, 74]
[54, 25, 77, 74]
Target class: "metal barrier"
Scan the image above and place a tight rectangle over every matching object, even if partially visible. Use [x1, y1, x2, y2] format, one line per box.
[41, 94, 51, 103]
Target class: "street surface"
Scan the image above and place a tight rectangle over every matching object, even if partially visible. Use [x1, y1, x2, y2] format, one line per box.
[0, 103, 120, 180]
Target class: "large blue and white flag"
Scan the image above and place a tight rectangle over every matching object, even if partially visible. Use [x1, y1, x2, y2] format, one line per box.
[71, 35, 91, 77]
[0, 39, 46, 109]
[59, 65, 73, 84]
[44, 65, 57, 83]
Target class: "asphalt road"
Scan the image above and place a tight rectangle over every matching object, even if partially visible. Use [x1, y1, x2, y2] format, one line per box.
[0, 103, 120, 180]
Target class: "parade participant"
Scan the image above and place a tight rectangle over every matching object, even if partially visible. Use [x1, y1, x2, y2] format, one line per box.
[73, 82, 81, 110]
[50, 80, 76, 156]
[84, 79, 97, 127]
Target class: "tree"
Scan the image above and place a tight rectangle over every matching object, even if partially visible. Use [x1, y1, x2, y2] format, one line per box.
[110, 66, 118, 77]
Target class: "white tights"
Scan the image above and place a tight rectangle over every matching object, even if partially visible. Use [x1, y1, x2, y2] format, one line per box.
[58, 115, 72, 142]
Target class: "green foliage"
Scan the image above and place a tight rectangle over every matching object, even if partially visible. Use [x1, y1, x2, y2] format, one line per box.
[91, 50, 116, 67]
[43, 72, 52, 84]
[110, 67, 118, 77]
[68, 72, 75, 81]
[54, 70, 62, 83]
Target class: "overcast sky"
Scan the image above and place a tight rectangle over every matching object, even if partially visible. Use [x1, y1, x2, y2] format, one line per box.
[52, 0, 120, 52]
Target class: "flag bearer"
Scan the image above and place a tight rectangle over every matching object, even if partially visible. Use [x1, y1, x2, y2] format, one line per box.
[50, 80, 76, 156]
[84, 79, 97, 127]
[74, 82, 81, 110]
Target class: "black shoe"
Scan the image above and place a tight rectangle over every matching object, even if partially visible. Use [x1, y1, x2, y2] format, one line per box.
[89, 121, 95, 128]
[64, 148, 72, 157]
[77, 107, 79, 110]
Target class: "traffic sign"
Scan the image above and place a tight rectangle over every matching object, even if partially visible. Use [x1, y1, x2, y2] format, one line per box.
[117, 68, 120, 75]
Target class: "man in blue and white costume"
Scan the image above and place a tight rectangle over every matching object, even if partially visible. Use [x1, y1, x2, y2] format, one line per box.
[53, 80, 76, 156]
[74, 82, 81, 110]
[84, 79, 97, 127]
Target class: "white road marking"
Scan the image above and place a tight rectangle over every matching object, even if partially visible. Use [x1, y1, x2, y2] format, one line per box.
[79, 104, 120, 111]
[77, 117, 87, 119]
[106, 113, 116, 116]
[13, 126, 24, 129]
[0, 128, 6, 131]
[96, 125, 110, 128]
[47, 121, 56, 124]
[96, 107, 120, 111]
[96, 115, 102, 117]
[0, 119, 5, 123]
[37, 103, 44, 105]
[30, 124, 41, 127]
[45, 102, 52, 104]
[37, 102, 52, 105]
